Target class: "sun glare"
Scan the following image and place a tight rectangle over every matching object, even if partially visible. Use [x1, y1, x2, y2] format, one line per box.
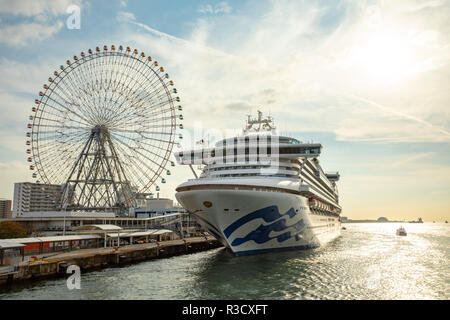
[348, 31, 419, 84]
[341, 13, 435, 87]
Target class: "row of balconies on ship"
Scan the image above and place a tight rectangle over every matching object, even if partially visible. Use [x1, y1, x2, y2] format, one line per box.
[203, 160, 300, 170]
[201, 160, 300, 176]
[175, 143, 322, 165]
[200, 167, 299, 178]
[308, 197, 341, 214]
[298, 184, 340, 211]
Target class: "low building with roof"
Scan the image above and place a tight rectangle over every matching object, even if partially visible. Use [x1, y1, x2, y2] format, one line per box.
[0, 241, 25, 275]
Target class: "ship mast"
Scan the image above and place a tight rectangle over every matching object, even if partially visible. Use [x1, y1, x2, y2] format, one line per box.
[244, 110, 276, 134]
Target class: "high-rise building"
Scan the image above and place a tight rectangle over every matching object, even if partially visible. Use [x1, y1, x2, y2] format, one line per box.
[12, 183, 63, 217]
[0, 199, 12, 218]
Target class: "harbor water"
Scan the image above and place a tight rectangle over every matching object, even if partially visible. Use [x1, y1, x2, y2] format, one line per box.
[1, 223, 448, 300]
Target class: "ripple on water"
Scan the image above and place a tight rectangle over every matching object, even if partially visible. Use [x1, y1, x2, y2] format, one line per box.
[0, 223, 448, 300]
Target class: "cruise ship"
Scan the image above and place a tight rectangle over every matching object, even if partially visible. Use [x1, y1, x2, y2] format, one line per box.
[174, 111, 341, 256]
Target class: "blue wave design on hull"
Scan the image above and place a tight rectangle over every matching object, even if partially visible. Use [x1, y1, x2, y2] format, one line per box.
[223, 205, 296, 238]
[231, 218, 305, 246]
[224, 205, 306, 247]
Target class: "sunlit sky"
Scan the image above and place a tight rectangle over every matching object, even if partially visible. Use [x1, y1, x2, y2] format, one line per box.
[0, 0, 449, 221]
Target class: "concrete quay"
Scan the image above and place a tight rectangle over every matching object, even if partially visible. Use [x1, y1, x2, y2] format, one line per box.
[0, 236, 222, 286]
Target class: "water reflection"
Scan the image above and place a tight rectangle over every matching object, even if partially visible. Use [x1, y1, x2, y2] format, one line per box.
[0, 223, 448, 300]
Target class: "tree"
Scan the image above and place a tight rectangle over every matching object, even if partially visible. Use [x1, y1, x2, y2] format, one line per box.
[0, 221, 27, 239]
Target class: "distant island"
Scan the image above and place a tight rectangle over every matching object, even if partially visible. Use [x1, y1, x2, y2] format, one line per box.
[341, 217, 424, 223]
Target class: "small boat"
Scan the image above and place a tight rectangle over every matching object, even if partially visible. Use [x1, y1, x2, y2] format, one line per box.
[396, 226, 407, 236]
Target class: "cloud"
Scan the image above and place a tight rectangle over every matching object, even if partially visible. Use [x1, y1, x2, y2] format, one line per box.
[0, 57, 56, 94]
[0, 0, 82, 46]
[386, 152, 434, 168]
[198, 2, 232, 14]
[0, 161, 30, 200]
[0, 0, 75, 16]
[0, 21, 64, 46]
[115, 0, 450, 144]
[225, 102, 252, 112]
[116, 11, 135, 22]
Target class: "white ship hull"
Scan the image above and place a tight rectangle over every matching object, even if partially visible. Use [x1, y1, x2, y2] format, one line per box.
[176, 188, 341, 256]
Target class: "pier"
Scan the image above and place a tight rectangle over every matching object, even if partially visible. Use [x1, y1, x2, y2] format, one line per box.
[0, 236, 222, 286]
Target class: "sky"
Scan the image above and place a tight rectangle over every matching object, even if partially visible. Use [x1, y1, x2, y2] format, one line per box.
[0, 0, 449, 221]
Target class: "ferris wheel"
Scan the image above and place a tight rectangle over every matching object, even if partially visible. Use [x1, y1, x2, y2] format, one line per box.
[27, 45, 183, 211]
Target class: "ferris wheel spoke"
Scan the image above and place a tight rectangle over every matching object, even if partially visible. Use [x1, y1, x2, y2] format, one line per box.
[109, 140, 155, 187]
[40, 94, 92, 125]
[51, 70, 101, 123]
[112, 142, 160, 190]
[109, 130, 173, 148]
[105, 70, 167, 122]
[110, 105, 175, 127]
[111, 137, 163, 175]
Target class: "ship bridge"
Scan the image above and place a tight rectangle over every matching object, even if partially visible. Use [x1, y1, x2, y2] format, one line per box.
[174, 137, 322, 166]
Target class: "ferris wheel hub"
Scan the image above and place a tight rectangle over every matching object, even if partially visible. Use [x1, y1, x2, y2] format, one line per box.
[91, 125, 108, 134]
